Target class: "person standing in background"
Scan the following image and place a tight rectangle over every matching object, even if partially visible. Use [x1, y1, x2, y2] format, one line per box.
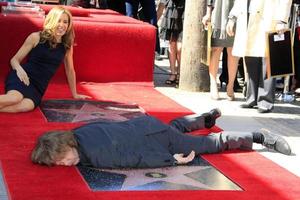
[101, 0, 126, 15]
[125, 0, 161, 56]
[202, 0, 239, 100]
[226, 0, 292, 113]
[291, 0, 300, 96]
[157, 0, 185, 85]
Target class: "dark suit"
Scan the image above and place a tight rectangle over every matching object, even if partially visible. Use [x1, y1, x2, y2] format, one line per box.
[73, 115, 253, 169]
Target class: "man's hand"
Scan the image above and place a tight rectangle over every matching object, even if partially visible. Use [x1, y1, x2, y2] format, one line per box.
[173, 151, 195, 164]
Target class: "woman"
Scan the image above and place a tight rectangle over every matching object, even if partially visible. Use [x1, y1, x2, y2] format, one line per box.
[157, 0, 185, 85]
[202, 0, 239, 100]
[226, 0, 292, 113]
[292, 0, 300, 95]
[0, 6, 89, 113]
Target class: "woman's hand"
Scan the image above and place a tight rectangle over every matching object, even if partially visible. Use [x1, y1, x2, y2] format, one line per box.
[72, 93, 91, 99]
[226, 19, 235, 37]
[173, 151, 195, 164]
[275, 22, 286, 35]
[15, 66, 30, 86]
[10, 32, 39, 86]
[202, 14, 211, 27]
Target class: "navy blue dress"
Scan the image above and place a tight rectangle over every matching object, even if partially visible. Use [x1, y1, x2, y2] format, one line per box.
[5, 41, 66, 107]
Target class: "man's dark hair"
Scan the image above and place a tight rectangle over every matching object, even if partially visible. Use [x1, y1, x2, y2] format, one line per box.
[31, 130, 77, 166]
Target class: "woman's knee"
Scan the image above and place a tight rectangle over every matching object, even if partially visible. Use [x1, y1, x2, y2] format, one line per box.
[5, 91, 23, 105]
[211, 47, 223, 54]
[176, 42, 182, 51]
[176, 47, 182, 56]
[16, 99, 35, 112]
[169, 42, 177, 52]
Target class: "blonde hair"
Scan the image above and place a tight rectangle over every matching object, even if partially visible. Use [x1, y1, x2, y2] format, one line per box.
[31, 130, 77, 166]
[40, 6, 74, 49]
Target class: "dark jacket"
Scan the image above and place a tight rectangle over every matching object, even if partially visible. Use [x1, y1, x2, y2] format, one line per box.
[73, 116, 176, 169]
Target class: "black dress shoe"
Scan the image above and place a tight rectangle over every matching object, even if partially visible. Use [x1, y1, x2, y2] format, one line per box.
[259, 128, 291, 155]
[257, 107, 272, 113]
[240, 103, 256, 109]
[209, 108, 222, 119]
[204, 108, 222, 128]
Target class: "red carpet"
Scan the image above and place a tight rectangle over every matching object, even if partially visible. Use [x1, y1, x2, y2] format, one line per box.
[0, 5, 156, 83]
[0, 82, 300, 200]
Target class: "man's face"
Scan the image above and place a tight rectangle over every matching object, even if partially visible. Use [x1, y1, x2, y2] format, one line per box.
[55, 148, 80, 166]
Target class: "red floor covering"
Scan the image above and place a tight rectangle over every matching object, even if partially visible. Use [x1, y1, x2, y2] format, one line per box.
[0, 82, 300, 200]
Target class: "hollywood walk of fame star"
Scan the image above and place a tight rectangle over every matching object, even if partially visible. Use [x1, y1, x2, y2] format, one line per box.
[97, 165, 217, 190]
[78, 162, 242, 191]
[42, 102, 144, 123]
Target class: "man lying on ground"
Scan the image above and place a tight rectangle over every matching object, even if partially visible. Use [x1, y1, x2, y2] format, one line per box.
[31, 109, 291, 168]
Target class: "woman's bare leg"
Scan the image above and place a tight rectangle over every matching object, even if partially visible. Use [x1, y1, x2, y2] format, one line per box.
[0, 90, 23, 108]
[226, 47, 239, 101]
[166, 38, 178, 83]
[176, 41, 182, 83]
[209, 47, 223, 100]
[0, 98, 35, 113]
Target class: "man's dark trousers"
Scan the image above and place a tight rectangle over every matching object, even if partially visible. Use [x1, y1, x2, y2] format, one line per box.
[147, 114, 254, 155]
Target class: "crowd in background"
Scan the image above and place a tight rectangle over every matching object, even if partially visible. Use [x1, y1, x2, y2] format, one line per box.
[51, 0, 300, 112]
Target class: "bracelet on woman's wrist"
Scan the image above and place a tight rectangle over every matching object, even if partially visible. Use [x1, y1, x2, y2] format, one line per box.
[277, 20, 287, 24]
[228, 15, 237, 23]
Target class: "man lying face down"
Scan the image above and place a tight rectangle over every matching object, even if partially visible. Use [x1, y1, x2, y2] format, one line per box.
[31, 109, 292, 168]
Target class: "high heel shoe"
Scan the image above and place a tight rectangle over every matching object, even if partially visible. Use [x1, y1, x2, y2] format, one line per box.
[175, 73, 180, 88]
[210, 81, 220, 100]
[219, 74, 228, 89]
[233, 79, 242, 92]
[226, 88, 235, 101]
[165, 74, 177, 85]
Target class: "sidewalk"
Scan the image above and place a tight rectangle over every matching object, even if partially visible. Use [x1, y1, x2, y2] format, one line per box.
[154, 56, 300, 177]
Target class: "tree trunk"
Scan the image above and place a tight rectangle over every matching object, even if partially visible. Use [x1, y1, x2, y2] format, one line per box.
[179, 0, 209, 92]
